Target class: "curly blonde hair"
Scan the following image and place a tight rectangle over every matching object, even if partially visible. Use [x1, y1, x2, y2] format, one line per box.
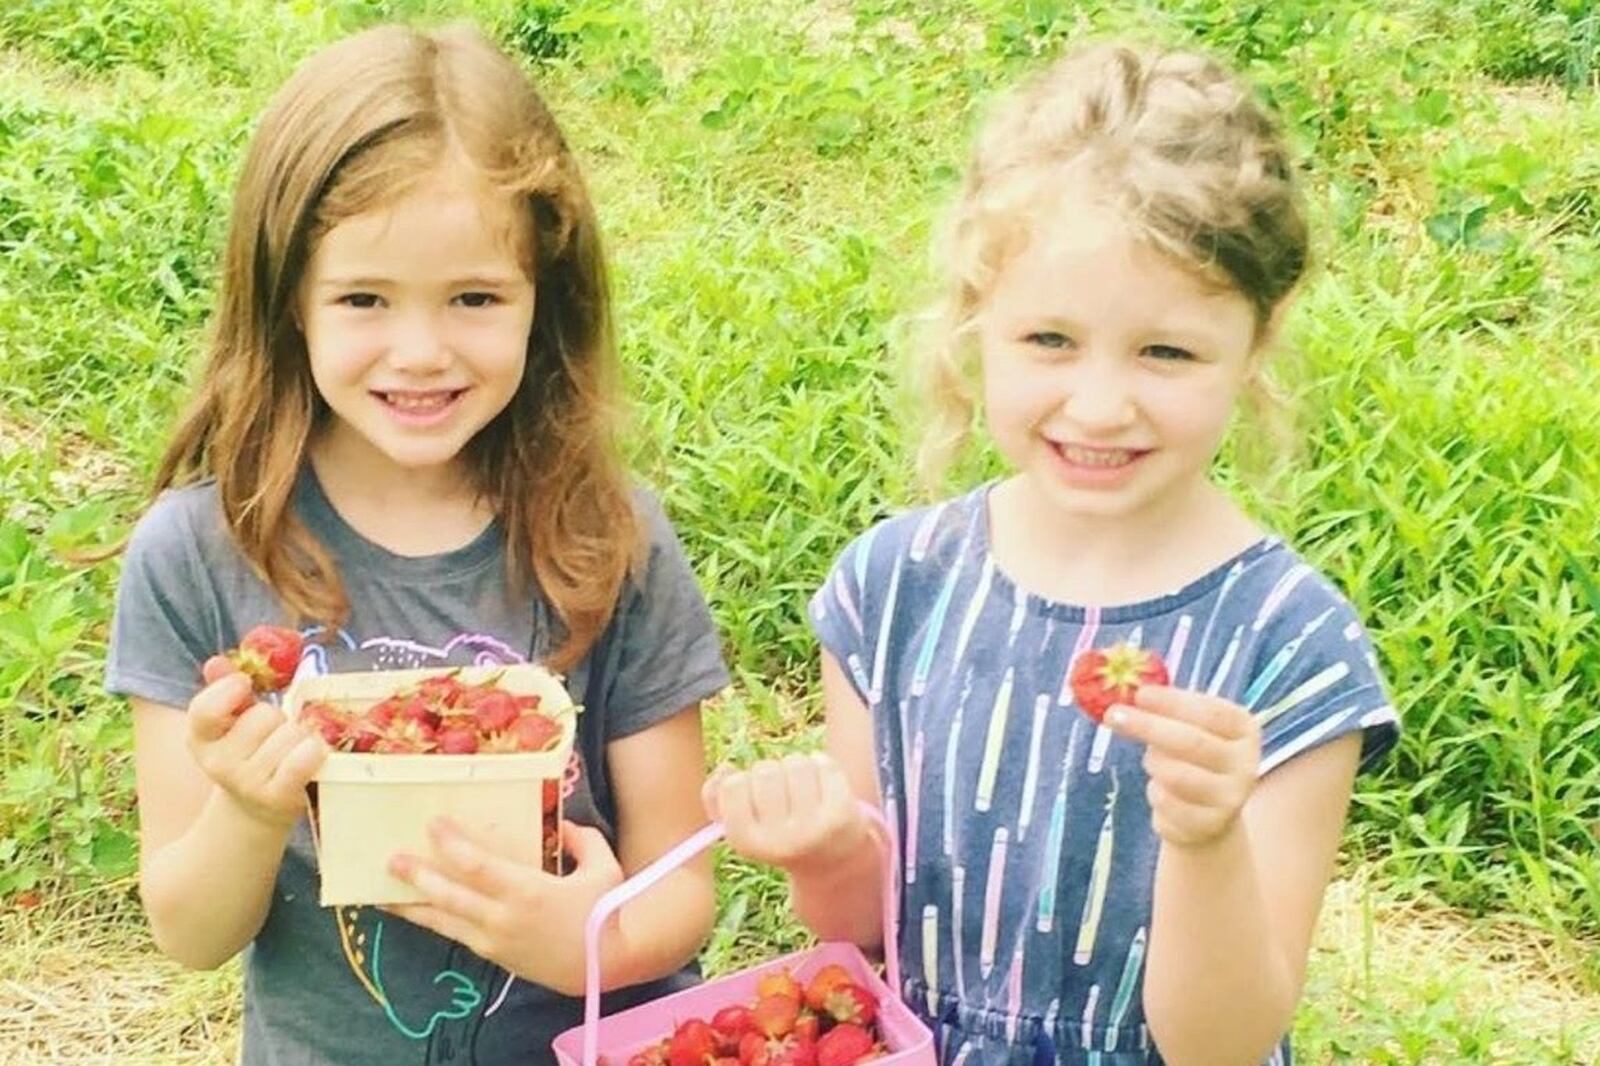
[914, 42, 1309, 490]
[148, 23, 638, 671]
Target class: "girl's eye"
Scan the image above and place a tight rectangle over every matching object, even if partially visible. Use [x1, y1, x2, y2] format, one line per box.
[455, 292, 499, 308]
[339, 293, 382, 309]
[1024, 331, 1073, 350]
[1144, 344, 1195, 362]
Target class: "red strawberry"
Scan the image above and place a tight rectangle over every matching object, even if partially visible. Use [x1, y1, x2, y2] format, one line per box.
[470, 689, 520, 735]
[227, 625, 303, 693]
[793, 1014, 820, 1044]
[752, 994, 800, 1039]
[542, 778, 561, 814]
[376, 717, 437, 753]
[1068, 642, 1169, 724]
[396, 694, 441, 731]
[364, 698, 400, 731]
[814, 1024, 874, 1066]
[514, 693, 543, 712]
[756, 970, 803, 1003]
[509, 711, 561, 751]
[299, 700, 348, 747]
[712, 1005, 755, 1046]
[803, 964, 853, 1013]
[767, 1038, 817, 1066]
[821, 983, 876, 1028]
[737, 1033, 768, 1066]
[437, 723, 480, 754]
[667, 1019, 719, 1066]
[418, 674, 467, 710]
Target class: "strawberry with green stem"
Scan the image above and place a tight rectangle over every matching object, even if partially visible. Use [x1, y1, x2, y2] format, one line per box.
[225, 625, 304, 693]
[1069, 642, 1170, 724]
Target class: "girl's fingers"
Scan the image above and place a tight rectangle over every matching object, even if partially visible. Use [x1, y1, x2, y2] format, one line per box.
[1109, 706, 1233, 772]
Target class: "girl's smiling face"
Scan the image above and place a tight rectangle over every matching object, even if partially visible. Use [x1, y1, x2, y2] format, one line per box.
[297, 168, 536, 484]
[975, 194, 1263, 524]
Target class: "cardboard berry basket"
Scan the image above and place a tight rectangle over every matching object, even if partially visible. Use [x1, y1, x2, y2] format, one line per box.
[280, 663, 577, 907]
[552, 803, 935, 1066]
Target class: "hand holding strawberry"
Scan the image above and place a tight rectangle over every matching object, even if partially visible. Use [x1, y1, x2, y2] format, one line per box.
[702, 753, 869, 876]
[188, 654, 327, 830]
[384, 817, 624, 996]
[1103, 683, 1262, 849]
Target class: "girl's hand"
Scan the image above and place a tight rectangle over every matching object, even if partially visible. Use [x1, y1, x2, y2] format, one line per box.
[187, 655, 326, 830]
[1106, 686, 1262, 849]
[386, 818, 625, 997]
[701, 753, 868, 875]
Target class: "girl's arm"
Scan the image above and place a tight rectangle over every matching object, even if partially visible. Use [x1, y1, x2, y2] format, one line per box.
[785, 652, 886, 948]
[705, 652, 886, 950]
[595, 704, 718, 988]
[1142, 729, 1361, 1066]
[132, 672, 326, 969]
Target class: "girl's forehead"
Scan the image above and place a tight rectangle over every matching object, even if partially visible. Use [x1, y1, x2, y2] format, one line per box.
[314, 165, 533, 270]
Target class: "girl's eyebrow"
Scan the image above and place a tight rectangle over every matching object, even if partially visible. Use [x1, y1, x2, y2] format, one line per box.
[315, 273, 525, 289]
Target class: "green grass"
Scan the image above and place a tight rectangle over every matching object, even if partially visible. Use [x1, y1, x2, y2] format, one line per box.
[2, 0, 1599, 1060]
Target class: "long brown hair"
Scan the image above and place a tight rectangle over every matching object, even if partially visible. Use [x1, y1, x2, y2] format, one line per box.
[151, 22, 638, 671]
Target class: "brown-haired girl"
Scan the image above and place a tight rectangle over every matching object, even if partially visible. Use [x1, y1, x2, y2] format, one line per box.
[107, 22, 728, 1063]
[707, 42, 1401, 1066]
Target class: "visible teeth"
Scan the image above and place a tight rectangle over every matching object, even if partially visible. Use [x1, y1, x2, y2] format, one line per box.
[385, 392, 453, 411]
[1059, 444, 1136, 467]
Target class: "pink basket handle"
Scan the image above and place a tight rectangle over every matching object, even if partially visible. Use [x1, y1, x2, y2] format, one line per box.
[580, 801, 900, 1066]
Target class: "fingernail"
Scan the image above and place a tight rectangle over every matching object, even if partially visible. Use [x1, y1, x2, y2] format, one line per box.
[1107, 708, 1127, 726]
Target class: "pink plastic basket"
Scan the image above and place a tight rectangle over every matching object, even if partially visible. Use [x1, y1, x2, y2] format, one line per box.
[552, 803, 935, 1066]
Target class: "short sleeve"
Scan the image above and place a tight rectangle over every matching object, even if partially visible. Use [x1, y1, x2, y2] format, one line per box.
[601, 491, 731, 739]
[1249, 576, 1400, 778]
[104, 492, 225, 710]
[807, 526, 877, 706]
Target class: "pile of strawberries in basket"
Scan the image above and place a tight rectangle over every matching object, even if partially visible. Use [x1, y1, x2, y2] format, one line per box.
[297, 671, 563, 758]
[626, 965, 888, 1066]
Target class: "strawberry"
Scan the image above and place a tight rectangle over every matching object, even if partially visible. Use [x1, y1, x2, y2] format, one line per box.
[364, 698, 400, 731]
[470, 689, 520, 735]
[766, 1038, 817, 1066]
[509, 711, 561, 751]
[820, 983, 876, 1028]
[299, 700, 348, 747]
[737, 1033, 768, 1066]
[376, 717, 437, 753]
[437, 723, 480, 754]
[396, 694, 441, 731]
[1068, 642, 1169, 724]
[756, 970, 803, 1003]
[543, 778, 561, 814]
[711, 1005, 756, 1047]
[417, 673, 468, 710]
[667, 1019, 719, 1066]
[752, 994, 800, 1039]
[514, 693, 544, 712]
[803, 964, 853, 1013]
[814, 1024, 874, 1066]
[227, 625, 303, 693]
[793, 1014, 820, 1044]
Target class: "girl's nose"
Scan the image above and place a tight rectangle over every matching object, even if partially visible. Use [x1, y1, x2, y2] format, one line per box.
[387, 312, 451, 372]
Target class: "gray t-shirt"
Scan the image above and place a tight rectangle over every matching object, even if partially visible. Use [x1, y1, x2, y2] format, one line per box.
[106, 466, 731, 1066]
